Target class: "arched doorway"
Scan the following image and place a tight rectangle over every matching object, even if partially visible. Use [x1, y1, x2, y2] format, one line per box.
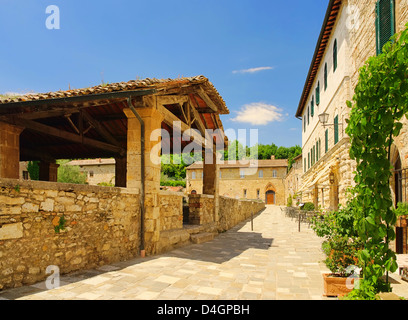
[265, 190, 276, 205]
[265, 183, 276, 205]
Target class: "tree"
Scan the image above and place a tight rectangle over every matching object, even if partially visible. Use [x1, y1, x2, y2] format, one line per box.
[57, 160, 87, 184]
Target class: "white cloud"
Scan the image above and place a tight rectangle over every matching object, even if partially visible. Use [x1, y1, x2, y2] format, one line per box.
[232, 66, 274, 74]
[231, 102, 285, 126]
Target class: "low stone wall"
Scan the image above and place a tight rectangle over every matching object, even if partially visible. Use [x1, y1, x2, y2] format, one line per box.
[0, 178, 141, 290]
[218, 197, 266, 232]
[188, 194, 215, 225]
[159, 191, 184, 231]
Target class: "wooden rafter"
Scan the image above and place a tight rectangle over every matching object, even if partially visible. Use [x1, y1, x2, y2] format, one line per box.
[1, 116, 125, 156]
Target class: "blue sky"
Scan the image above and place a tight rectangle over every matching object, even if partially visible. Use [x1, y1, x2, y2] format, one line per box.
[0, 0, 328, 147]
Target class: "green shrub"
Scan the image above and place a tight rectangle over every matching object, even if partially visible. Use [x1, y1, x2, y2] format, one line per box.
[301, 202, 315, 211]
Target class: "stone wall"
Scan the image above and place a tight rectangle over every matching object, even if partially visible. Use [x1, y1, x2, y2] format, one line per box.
[188, 194, 215, 225]
[159, 191, 184, 231]
[218, 197, 266, 232]
[0, 178, 140, 290]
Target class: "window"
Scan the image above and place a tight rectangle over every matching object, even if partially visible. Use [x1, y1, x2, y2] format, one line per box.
[23, 171, 29, 180]
[311, 96, 314, 117]
[333, 39, 338, 72]
[315, 82, 320, 106]
[273, 170, 277, 178]
[325, 129, 329, 153]
[243, 189, 247, 198]
[89, 171, 94, 178]
[220, 171, 222, 179]
[376, 0, 395, 55]
[324, 63, 328, 91]
[334, 115, 339, 145]
[259, 169, 263, 178]
[257, 189, 260, 199]
[240, 169, 245, 179]
[307, 107, 310, 125]
[313, 145, 316, 165]
[304, 115, 306, 132]
[308, 152, 310, 169]
[192, 171, 196, 179]
[304, 158, 307, 173]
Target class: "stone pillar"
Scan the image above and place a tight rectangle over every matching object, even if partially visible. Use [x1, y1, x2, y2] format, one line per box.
[114, 156, 127, 188]
[0, 122, 23, 179]
[39, 161, 60, 182]
[202, 146, 220, 223]
[124, 101, 164, 256]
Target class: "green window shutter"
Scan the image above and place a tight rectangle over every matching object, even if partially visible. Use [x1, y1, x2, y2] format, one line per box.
[304, 158, 306, 173]
[316, 141, 319, 162]
[308, 152, 310, 169]
[304, 115, 306, 132]
[307, 107, 310, 124]
[333, 39, 338, 72]
[315, 82, 320, 106]
[334, 115, 339, 145]
[311, 96, 314, 117]
[313, 146, 316, 164]
[376, 0, 395, 55]
[325, 129, 329, 153]
[324, 63, 328, 91]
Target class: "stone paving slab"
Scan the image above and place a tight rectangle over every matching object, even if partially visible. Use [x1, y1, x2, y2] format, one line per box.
[0, 205, 407, 300]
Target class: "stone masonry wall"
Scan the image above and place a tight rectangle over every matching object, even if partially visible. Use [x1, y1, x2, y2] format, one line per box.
[159, 191, 184, 231]
[0, 178, 140, 290]
[218, 197, 266, 232]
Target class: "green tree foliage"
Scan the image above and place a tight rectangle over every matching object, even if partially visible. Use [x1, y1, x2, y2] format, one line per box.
[27, 161, 39, 180]
[57, 160, 87, 184]
[345, 23, 408, 297]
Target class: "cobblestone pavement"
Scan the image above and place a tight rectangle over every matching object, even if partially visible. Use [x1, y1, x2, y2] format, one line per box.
[1, 205, 407, 300]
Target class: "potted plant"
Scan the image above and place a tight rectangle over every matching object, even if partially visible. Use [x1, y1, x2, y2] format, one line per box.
[312, 207, 363, 297]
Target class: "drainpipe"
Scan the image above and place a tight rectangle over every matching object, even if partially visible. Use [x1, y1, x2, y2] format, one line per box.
[127, 97, 146, 258]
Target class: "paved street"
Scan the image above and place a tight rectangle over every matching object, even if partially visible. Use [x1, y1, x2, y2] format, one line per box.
[1, 205, 407, 300]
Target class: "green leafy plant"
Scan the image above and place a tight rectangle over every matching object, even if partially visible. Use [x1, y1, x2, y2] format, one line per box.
[394, 202, 408, 218]
[312, 207, 363, 277]
[344, 23, 408, 297]
[301, 202, 315, 211]
[287, 194, 293, 207]
[54, 215, 66, 234]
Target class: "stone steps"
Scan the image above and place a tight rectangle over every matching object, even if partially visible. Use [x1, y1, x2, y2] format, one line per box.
[190, 232, 215, 244]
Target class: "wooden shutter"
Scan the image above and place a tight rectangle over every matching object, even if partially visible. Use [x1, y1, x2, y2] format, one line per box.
[334, 115, 339, 145]
[333, 39, 338, 72]
[376, 0, 395, 55]
[325, 129, 329, 153]
[311, 96, 314, 117]
[316, 82, 320, 106]
[324, 63, 328, 91]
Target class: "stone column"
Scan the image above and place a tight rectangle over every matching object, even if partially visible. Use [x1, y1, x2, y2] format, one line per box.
[124, 100, 164, 256]
[202, 146, 220, 224]
[39, 161, 60, 182]
[0, 122, 23, 179]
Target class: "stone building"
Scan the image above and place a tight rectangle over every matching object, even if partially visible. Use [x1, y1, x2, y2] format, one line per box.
[285, 154, 303, 206]
[296, 0, 408, 253]
[67, 158, 116, 186]
[186, 157, 288, 206]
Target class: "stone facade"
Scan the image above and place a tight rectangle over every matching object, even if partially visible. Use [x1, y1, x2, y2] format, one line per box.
[297, 0, 408, 210]
[285, 155, 303, 206]
[186, 159, 288, 206]
[297, 0, 408, 252]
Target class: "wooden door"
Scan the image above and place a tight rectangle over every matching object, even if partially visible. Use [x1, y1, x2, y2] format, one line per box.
[266, 191, 275, 205]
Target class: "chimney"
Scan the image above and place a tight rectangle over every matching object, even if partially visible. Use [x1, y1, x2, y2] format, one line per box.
[270, 155, 275, 160]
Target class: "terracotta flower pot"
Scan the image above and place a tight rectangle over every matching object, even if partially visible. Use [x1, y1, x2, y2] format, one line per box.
[323, 273, 360, 297]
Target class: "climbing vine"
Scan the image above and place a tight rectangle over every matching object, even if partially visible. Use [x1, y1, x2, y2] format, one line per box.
[345, 23, 408, 297]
